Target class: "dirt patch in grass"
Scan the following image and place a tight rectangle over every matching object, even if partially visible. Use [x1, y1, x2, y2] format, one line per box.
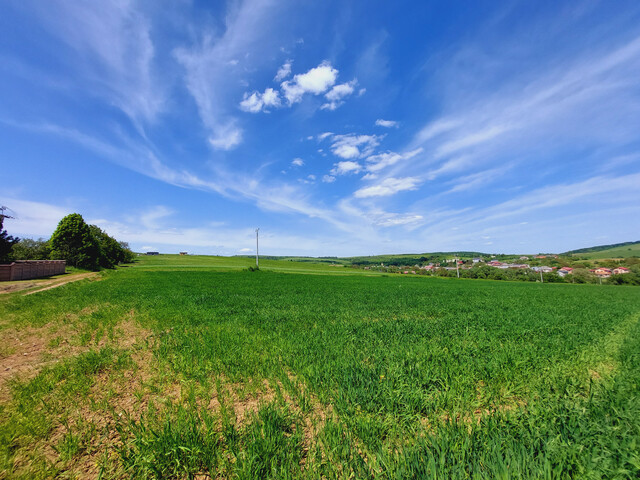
[0, 312, 152, 402]
[33, 329, 164, 479]
[0, 272, 99, 296]
[0, 322, 80, 402]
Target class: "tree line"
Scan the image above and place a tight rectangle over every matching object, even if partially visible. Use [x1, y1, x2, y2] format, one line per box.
[0, 212, 135, 271]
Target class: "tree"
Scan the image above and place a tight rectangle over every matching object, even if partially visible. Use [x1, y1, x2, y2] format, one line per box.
[0, 215, 19, 264]
[10, 238, 51, 260]
[88, 225, 135, 268]
[50, 213, 100, 270]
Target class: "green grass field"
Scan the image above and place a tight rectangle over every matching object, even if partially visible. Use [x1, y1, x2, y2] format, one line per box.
[1, 255, 639, 478]
[568, 241, 640, 259]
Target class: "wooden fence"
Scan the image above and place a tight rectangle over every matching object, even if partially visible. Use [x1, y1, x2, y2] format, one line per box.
[0, 260, 66, 281]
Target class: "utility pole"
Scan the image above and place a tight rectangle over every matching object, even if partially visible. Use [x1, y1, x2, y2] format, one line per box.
[455, 255, 460, 278]
[255, 228, 260, 269]
[540, 268, 544, 283]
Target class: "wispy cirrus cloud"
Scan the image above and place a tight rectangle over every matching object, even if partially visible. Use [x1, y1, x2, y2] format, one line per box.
[174, 0, 289, 150]
[324, 133, 382, 159]
[354, 177, 420, 198]
[408, 33, 640, 177]
[22, 1, 164, 128]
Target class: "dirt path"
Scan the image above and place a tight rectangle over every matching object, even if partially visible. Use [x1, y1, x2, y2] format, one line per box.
[22, 272, 99, 295]
[0, 272, 99, 296]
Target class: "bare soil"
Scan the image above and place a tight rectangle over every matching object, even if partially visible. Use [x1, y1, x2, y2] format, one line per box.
[0, 272, 99, 295]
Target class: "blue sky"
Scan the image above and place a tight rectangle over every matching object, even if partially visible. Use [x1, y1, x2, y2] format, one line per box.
[1, 0, 639, 256]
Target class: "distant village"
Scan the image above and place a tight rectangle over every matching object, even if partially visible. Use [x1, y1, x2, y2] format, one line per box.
[358, 253, 637, 284]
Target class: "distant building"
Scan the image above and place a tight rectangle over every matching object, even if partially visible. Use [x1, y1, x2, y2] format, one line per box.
[472, 257, 483, 263]
[179, 252, 188, 255]
[519, 256, 529, 260]
[613, 267, 630, 275]
[146, 251, 159, 255]
[557, 267, 573, 277]
[531, 266, 554, 273]
[592, 268, 612, 277]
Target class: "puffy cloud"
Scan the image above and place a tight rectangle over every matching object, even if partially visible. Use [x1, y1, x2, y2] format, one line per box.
[330, 161, 362, 176]
[291, 157, 304, 167]
[375, 119, 398, 128]
[261, 87, 281, 107]
[239, 92, 263, 113]
[274, 60, 292, 81]
[321, 79, 357, 110]
[354, 177, 421, 198]
[239, 87, 281, 113]
[322, 175, 336, 183]
[329, 134, 381, 159]
[281, 61, 338, 104]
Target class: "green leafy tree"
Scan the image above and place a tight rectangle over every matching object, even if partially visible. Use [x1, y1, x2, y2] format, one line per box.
[50, 213, 100, 270]
[10, 238, 51, 260]
[0, 216, 19, 263]
[88, 225, 135, 268]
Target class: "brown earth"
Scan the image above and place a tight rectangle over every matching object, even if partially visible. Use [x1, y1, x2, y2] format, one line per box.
[0, 272, 99, 295]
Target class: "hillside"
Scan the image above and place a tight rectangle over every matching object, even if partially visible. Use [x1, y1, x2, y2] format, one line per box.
[565, 241, 640, 259]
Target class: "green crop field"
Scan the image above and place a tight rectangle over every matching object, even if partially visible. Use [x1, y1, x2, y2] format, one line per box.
[1, 255, 639, 479]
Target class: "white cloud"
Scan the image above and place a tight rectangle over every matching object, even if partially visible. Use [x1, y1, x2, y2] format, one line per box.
[173, 0, 290, 150]
[209, 122, 243, 150]
[330, 161, 362, 176]
[361, 173, 378, 180]
[317, 132, 333, 140]
[332, 144, 360, 159]
[354, 177, 421, 198]
[322, 175, 336, 183]
[0, 197, 72, 237]
[239, 87, 281, 113]
[239, 247, 252, 252]
[274, 60, 292, 81]
[291, 158, 304, 167]
[365, 152, 402, 172]
[371, 212, 424, 227]
[139, 206, 174, 229]
[307, 174, 316, 180]
[321, 79, 357, 110]
[239, 92, 263, 113]
[281, 61, 338, 104]
[330, 134, 381, 159]
[375, 119, 398, 128]
[27, 2, 164, 129]
[262, 87, 281, 107]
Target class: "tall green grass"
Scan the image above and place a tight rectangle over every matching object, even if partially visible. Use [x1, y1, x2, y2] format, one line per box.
[0, 262, 639, 478]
